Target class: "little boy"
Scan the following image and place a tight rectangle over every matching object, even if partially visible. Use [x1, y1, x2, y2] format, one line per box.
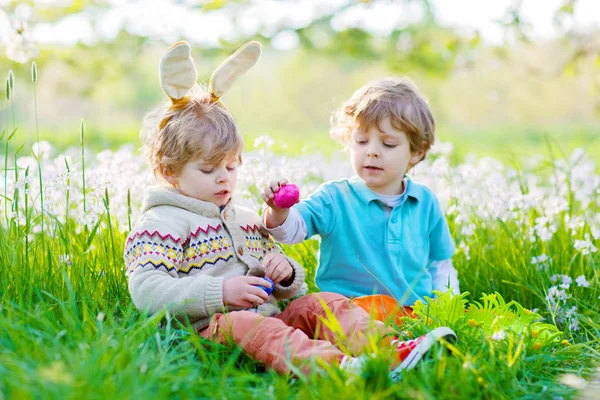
[263, 78, 460, 307]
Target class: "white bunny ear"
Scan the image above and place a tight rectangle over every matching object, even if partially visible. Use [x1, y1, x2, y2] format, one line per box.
[209, 41, 261, 100]
[159, 41, 198, 101]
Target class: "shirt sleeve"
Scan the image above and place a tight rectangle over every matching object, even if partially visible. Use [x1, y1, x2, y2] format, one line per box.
[294, 183, 337, 239]
[263, 207, 308, 244]
[429, 259, 460, 295]
[428, 196, 455, 261]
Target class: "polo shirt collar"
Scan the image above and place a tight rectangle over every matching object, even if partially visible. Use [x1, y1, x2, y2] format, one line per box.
[349, 175, 423, 205]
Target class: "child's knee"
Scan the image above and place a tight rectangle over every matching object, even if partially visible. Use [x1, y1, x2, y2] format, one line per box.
[308, 292, 351, 309]
[206, 311, 265, 341]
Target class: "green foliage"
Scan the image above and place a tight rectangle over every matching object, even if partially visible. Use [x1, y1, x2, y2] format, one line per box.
[412, 291, 563, 352]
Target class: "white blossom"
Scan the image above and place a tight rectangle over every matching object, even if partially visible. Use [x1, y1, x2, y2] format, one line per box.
[491, 330, 506, 341]
[575, 275, 589, 288]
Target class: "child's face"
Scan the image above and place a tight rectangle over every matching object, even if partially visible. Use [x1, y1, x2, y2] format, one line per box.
[349, 117, 424, 195]
[167, 154, 239, 207]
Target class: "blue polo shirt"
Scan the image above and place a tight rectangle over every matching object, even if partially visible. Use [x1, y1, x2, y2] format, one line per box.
[294, 175, 455, 305]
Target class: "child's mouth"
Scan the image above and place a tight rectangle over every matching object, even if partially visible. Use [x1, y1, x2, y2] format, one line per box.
[364, 166, 383, 171]
[215, 190, 229, 196]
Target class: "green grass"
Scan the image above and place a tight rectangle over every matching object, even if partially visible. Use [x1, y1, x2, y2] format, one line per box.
[0, 187, 599, 398]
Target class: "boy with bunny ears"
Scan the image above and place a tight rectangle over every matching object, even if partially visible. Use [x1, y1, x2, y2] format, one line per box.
[125, 42, 456, 379]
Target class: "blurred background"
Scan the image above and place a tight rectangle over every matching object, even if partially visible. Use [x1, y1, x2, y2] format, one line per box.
[1, 0, 599, 163]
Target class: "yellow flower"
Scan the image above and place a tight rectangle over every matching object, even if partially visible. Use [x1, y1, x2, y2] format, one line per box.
[531, 330, 539, 338]
[561, 340, 570, 346]
[468, 319, 478, 327]
[532, 343, 542, 351]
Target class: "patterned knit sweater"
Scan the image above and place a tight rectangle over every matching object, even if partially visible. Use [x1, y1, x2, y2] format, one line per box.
[124, 186, 306, 330]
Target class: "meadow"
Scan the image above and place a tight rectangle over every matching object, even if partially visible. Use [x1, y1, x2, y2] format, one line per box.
[1, 66, 600, 399]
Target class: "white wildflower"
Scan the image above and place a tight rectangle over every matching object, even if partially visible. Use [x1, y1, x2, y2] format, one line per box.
[58, 254, 72, 266]
[569, 318, 580, 332]
[491, 330, 506, 341]
[575, 275, 589, 288]
[574, 234, 598, 255]
[6, 30, 38, 63]
[461, 223, 475, 237]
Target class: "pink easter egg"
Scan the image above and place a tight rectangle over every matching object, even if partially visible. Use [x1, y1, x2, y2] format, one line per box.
[273, 184, 300, 208]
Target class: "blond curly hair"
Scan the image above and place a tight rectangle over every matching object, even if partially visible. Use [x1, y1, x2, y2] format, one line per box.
[330, 77, 435, 162]
[140, 85, 243, 180]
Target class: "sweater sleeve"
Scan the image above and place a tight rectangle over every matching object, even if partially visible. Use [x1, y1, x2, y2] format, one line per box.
[124, 217, 224, 320]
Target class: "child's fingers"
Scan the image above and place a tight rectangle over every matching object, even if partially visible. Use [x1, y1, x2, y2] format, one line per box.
[267, 259, 286, 283]
[262, 253, 277, 267]
[263, 186, 275, 198]
[247, 285, 269, 302]
[240, 296, 260, 308]
[244, 276, 272, 288]
[269, 180, 281, 193]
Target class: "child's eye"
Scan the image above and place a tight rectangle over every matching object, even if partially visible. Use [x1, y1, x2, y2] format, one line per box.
[383, 143, 397, 148]
[355, 139, 368, 144]
[200, 168, 214, 174]
[226, 165, 237, 172]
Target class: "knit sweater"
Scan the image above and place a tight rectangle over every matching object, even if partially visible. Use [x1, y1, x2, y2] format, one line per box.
[124, 186, 306, 330]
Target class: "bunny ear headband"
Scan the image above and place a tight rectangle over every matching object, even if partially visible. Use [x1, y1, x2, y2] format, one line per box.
[158, 40, 262, 129]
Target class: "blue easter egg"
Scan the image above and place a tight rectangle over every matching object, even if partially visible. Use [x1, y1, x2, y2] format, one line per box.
[256, 277, 274, 296]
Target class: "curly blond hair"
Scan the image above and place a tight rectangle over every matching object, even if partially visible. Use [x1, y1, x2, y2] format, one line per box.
[330, 78, 435, 162]
[141, 85, 243, 180]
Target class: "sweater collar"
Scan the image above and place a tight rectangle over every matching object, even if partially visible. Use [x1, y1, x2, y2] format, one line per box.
[142, 186, 228, 218]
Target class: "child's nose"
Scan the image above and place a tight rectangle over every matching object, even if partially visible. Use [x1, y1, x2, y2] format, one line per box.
[367, 145, 380, 157]
[216, 170, 231, 183]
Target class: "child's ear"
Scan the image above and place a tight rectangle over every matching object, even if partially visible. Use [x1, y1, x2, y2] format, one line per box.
[409, 144, 428, 166]
[161, 165, 178, 186]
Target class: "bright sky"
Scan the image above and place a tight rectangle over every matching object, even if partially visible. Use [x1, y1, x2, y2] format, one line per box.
[0, 0, 599, 49]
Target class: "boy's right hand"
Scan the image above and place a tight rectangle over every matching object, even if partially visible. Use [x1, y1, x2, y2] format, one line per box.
[262, 179, 288, 210]
[262, 179, 292, 228]
[222, 276, 272, 308]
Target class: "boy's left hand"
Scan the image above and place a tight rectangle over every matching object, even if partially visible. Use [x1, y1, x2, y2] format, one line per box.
[262, 253, 293, 285]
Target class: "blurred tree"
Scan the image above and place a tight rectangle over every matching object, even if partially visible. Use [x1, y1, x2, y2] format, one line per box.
[2, 0, 598, 74]
[1, 0, 474, 78]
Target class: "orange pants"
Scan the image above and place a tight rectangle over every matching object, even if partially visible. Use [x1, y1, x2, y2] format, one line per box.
[199, 292, 391, 374]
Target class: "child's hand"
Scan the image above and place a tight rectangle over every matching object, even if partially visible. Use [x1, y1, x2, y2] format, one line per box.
[223, 276, 272, 308]
[262, 179, 288, 210]
[262, 253, 293, 285]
